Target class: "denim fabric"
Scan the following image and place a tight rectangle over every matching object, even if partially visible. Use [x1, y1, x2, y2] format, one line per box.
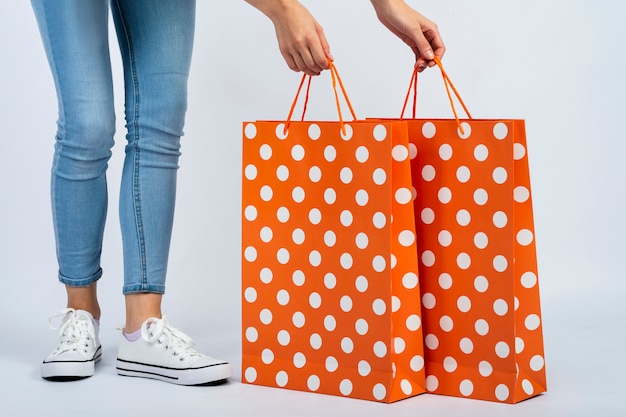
[31, 0, 196, 294]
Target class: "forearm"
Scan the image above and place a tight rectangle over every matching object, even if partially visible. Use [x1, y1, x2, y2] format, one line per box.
[245, 0, 295, 22]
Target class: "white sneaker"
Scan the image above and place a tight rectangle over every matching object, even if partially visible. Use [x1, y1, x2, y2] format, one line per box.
[116, 315, 232, 385]
[41, 308, 102, 381]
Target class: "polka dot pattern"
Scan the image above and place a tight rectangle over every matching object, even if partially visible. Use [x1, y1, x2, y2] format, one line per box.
[242, 120, 426, 402]
[408, 119, 546, 403]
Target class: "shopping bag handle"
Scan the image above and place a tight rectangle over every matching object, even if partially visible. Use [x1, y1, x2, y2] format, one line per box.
[400, 57, 473, 133]
[284, 61, 357, 136]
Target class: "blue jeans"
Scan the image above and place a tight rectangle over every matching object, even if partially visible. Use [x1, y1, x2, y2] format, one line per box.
[31, 0, 196, 294]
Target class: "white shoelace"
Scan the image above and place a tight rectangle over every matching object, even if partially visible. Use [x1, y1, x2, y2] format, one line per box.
[48, 308, 97, 357]
[140, 315, 203, 361]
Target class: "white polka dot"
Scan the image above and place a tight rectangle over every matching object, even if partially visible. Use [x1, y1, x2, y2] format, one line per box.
[373, 384, 387, 400]
[323, 273, 336, 290]
[403, 272, 418, 289]
[324, 145, 337, 162]
[355, 189, 369, 206]
[422, 293, 436, 309]
[324, 315, 337, 332]
[340, 296, 353, 313]
[291, 228, 305, 245]
[495, 384, 510, 401]
[354, 232, 369, 250]
[422, 165, 436, 181]
[479, 361, 493, 377]
[373, 125, 388, 141]
[359, 360, 372, 376]
[516, 337, 525, 354]
[522, 379, 534, 395]
[474, 144, 489, 161]
[521, 272, 538, 288]
[493, 211, 508, 228]
[493, 255, 508, 272]
[291, 187, 305, 203]
[400, 380, 413, 396]
[425, 334, 439, 350]
[244, 367, 257, 382]
[398, 230, 416, 247]
[474, 232, 488, 249]
[341, 337, 354, 354]
[244, 287, 257, 303]
[356, 276, 368, 292]
[460, 380, 474, 397]
[308, 123, 321, 140]
[456, 209, 471, 226]
[493, 299, 509, 316]
[276, 124, 288, 139]
[406, 314, 421, 331]
[291, 144, 305, 161]
[340, 210, 353, 227]
[309, 166, 322, 183]
[277, 330, 291, 346]
[373, 212, 387, 229]
[438, 187, 452, 204]
[393, 145, 409, 161]
[340, 167, 353, 184]
[325, 356, 339, 372]
[514, 186, 530, 203]
[438, 230, 452, 247]
[422, 250, 435, 267]
[440, 316, 454, 332]
[260, 226, 273, 243]
[530, 355, 545, 371]
[373, 341, 387, 358]
[373, 168, 387, 185]
[356, 146, 369, 163]
[475, 319, 489, 336]
[439, 143, 453, 160]
[439, 273, 453, 289]
[244, 205, 258, 221]
[308, 208, 322, 225]
[517, 229, 534, 246]
[310, 333, 322, 350]
[421, 208, 435, 224]
[515, 297, 520, 311]
[456, 166, 471, 183]
[245, 326, 258, 342]
[493, 167, 508, 184]
[457, 253, 471, 270]
[514, 143, 527, 160]
[340, 253, 353, 269]
[292, 270, 305, 286]
[373, 255, 386, 272]
[410, 355, 424, 372]
[392, 296, 401, 312]
[372, 299, 387, 315]
[422, 122, 436, 138]
[473, 188, 489, 206]
[460, 338, 474, 354]
[525, 314, 541, 330]
[260, 308, 273, 325]
[324, 230, 336, 247]
[293, 352, 306, 368]
[244, 246, 257, 262]
[355, 318, 369, 335]
[409, 142, 418, 159]
[309, 292, 322, 309]
[495, 341, 510, 358]
[324, 188, 336, 205]
[277, 207, 290, 223]
[340, 124, 353, 140]
[457, 296, 471, 313]
[277, 248, 290, 264]
[260, 185, 273, 202]
[292, 312, 305, 328]
[277, 289, 290, 306]
[274, 165, 289, 182]
[443, 356, 458, 372]
[307, 375, 320, 391]
[474, 276, 489, 293]
[457, 122, 472, 139]
[244, 164, 258, 181]
[259, 144, 272, 160]
[244, 123, 257, 139]
[426, 375, 439, 391]
[493, 122, 508, 139]
[276, 371, 288, 387]
[395, 188, 413, 204]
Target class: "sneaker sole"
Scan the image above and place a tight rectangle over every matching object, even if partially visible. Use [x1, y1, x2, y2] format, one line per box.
[41, 346, 102, 381]
[116, 357, 232, 386]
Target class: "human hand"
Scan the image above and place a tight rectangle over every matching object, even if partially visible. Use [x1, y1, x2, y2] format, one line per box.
[246, 0, 333, 76]
[371, 0, 445, 72]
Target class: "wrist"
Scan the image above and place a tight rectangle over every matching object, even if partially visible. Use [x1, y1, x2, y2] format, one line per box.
[246, 0, 295, 22]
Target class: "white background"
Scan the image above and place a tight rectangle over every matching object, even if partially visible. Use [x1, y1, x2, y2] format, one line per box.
[1, 1, 625, 416]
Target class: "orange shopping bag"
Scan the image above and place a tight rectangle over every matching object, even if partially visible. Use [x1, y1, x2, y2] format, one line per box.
[241, 63, 426, 402]
[397, 59, 547, 403]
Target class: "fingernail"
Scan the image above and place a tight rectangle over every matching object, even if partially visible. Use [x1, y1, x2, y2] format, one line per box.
[425, 49, 434, 60]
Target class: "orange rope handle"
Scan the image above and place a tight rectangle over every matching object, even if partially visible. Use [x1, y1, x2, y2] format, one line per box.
[283, 61, 357, 136]
[400, 65, 419, 119]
